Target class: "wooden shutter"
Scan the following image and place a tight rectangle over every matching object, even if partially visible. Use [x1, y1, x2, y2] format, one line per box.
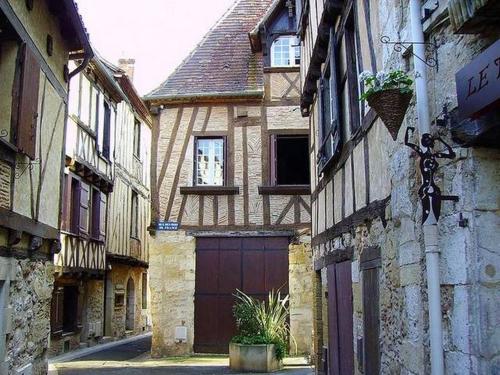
[99, 193, 107, 242]
[327, 29, 342, 165]
[78, 182, 90, 237]
[61, 174, 72, 231]
[76, 287, 83, 329]
[16, 43, 40, 160]
[270, 134, 277, 185]
[51, 286, 64, 334]
[102, 102, 111, 159]
[91, 188, 100, 239]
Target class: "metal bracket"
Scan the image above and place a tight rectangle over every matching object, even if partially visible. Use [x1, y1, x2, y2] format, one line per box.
[381, 35, 438, 69]
[458, 213, 469, 228]
[15, 158, 40, 179]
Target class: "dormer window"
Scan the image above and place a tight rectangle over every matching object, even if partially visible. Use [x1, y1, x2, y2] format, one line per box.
[270, 36, 300, 67]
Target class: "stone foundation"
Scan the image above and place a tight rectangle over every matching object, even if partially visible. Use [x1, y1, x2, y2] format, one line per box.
[1, 255, 54, 375]
[149, 230, 196, 357]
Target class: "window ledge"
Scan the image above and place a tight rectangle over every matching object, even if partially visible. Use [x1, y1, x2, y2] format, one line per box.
[264, 67, 300, 73]
[179, 186, 240, 195]
[258, 185, 310, 195]
[0, 137, 17, 164]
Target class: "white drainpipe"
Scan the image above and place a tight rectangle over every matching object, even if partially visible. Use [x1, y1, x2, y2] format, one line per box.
[409, 1, 445, 374]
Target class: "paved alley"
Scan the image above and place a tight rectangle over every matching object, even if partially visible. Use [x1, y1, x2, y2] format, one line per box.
[50, 336, 313, 375]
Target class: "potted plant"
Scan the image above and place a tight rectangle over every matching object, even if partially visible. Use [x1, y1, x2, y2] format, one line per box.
[359, 70, 413, 140]
[229, 289, 294, 373]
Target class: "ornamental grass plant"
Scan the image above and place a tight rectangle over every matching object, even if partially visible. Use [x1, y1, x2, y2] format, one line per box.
[231, 289, 296, 361]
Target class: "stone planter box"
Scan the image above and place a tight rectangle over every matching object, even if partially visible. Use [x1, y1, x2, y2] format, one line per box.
[229, 342, 283, 372]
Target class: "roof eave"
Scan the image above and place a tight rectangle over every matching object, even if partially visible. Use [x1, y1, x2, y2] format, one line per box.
[144, 90, 264, 105]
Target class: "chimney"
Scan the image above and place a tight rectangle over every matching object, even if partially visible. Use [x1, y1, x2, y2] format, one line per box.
[118, 58, 135, 82]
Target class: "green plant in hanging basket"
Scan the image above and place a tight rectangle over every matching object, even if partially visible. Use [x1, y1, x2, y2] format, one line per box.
[359, 70, 413, 140]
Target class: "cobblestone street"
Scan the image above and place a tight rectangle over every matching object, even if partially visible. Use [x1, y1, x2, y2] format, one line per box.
[50, 336, 313, 375]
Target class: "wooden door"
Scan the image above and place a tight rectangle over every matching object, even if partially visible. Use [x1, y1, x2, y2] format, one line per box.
[194, 236, 289, 353]
[327, 261, 354, 375]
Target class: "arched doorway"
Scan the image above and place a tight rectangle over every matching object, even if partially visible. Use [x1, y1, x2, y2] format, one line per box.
[125, 277, 135, 331]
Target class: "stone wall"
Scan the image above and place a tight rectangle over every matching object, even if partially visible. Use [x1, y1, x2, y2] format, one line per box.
[107, 264, 149, 339]
[149, 230, 196, 357]
[289, 234, 314, 355]
[0, 255, 54, 375]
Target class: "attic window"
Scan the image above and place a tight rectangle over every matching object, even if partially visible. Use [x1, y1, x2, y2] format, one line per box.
[271, 36, 300, 67]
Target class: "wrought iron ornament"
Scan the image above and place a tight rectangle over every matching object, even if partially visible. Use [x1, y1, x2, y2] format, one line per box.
[381, 35, 438, 69]
[404, 127, 458, 225]
[15, 158, 40, 179]
[0, 129, 8, 139]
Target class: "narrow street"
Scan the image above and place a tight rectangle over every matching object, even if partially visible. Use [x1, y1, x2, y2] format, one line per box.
[50, 336, 313, 375]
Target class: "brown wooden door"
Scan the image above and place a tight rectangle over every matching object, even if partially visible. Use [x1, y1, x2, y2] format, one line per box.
[194, 236, 289, 353]
[327, 261, 354, 375]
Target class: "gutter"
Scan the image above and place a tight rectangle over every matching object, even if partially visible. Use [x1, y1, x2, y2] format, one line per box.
[66, 0, 93, 79]
[409, 1, 444, 374]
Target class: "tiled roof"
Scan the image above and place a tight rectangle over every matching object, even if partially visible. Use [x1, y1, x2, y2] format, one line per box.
[145, 0, 275, 100]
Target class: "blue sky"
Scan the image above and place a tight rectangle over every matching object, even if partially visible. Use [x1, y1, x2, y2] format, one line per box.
[77, 0, 236, 95]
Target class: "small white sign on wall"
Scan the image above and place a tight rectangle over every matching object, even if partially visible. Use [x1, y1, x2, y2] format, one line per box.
[175, 326, 188, 342]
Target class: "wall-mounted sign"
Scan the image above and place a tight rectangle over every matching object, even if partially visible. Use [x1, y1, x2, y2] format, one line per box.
[157, 221, 179, 231]
[456, 39, 500, 121]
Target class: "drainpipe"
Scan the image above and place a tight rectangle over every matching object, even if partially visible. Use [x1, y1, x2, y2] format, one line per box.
[409, 1, 444, 374]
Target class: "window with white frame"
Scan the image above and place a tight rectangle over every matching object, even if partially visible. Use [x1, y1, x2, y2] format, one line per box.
[195, 137, 225, 186]
[271, 36, 300, 67]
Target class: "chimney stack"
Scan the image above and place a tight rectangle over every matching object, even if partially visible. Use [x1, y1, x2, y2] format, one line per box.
[118, 58, 135, 82]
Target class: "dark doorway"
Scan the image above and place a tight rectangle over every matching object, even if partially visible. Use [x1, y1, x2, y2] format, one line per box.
[194, 236, 289, 354]
[126, 277, 135, 331]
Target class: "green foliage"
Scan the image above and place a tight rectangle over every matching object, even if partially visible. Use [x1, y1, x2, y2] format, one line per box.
[359, 69, 413, 101]
[231, 289, 295, 361]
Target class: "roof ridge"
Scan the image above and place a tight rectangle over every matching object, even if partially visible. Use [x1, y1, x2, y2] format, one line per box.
[145, 0, 242, 98]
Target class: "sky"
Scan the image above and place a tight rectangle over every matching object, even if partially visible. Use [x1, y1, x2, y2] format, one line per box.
[76, 0, 236, 95]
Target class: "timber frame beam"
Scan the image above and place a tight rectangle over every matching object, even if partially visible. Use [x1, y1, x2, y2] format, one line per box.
[0, 207, 59, 240]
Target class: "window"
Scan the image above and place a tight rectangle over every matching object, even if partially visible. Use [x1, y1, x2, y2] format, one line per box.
[271, 36, 300, 67]
[51, 285, 81, 334]
[141, 273, 148, 309]
[317, 20, 360, 172]
[91, 188, 106, 242]
[318, 31, 342, 172]
[271, 135, 310, 185]
[130, 190, 139, 238]
[133, 118, 141, 158]
[195, 137, 225, 186]
[61, 174, 106, 240]
[102, 101, 111, 159]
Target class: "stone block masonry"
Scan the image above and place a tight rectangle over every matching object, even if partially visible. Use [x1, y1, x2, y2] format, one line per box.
[1, 256, 54, 375]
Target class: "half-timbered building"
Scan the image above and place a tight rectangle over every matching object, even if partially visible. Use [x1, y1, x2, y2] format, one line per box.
[51, 53, 151, 355]
[145, 0, 313, 357]
[103, 58, 152, 340]
[298, 0, 499, 374]
[0, 0, 90, 372]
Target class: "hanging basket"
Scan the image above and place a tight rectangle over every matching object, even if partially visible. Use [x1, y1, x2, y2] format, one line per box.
[366, 88, 413, 140]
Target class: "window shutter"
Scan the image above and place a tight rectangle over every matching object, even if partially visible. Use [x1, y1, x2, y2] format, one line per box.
[16, 43, 40, 159]
[79, 182, 90, 237]
[91, 189, 100, 239]
[329, 30, 342, 159]
[102, 102, 111, 159]
[76, 288, 83, 329]
[270, 134, 277, 185]
[99, 193, 107, 242]
[61, 174, 72, 231]
[51, 286, 64, 334]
